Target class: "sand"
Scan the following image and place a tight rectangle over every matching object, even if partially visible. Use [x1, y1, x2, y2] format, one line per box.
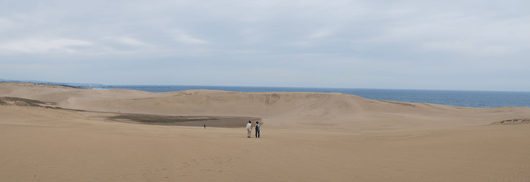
[1, 82, 530, 181]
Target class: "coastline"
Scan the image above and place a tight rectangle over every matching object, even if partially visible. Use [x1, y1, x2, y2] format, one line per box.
[2, 81, 530, 108]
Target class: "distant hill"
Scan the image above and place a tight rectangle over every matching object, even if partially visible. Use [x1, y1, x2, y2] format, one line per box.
[0, 78, 103, 87]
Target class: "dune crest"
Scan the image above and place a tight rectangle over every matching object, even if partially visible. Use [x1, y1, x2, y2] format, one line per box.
[2, 82, 530, 132]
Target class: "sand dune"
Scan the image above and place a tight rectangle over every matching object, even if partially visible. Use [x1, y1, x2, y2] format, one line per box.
[1, 82, 530, 182]
[2, 82, 529, 131]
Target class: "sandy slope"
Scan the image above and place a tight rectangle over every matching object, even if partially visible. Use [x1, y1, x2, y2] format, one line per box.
[2, 82, 530, 132]
[1, 82, 530, 181]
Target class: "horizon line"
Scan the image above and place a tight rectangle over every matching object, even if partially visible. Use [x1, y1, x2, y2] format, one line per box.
[1, 79, 529, 93]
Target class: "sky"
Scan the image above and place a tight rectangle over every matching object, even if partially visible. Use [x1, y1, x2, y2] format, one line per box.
[0, 0, 529, 91]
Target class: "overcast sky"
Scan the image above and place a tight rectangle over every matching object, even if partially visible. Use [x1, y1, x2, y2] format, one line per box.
[1, 0, 529, 91]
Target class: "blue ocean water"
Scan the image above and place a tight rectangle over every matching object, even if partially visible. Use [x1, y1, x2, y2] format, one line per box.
[100, 85, 530, 108]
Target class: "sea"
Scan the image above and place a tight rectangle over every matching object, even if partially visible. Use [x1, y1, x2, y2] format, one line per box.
[2, 79, 528, 108]
[93, 85, 530, 108]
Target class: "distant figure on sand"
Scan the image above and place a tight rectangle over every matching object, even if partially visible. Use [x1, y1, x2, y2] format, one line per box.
[204, 124, 206, 129]
[255, 121, 260, 138]
[246, 121, 252, 138]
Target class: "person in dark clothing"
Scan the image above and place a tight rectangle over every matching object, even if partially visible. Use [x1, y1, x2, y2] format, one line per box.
[255, 121, 260, 138]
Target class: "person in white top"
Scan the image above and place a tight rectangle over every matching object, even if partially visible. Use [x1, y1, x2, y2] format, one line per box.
[246, 121, 252, 138]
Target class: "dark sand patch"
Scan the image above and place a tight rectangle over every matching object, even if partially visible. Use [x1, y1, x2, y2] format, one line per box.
[0, 97, 86, 112]
[491, 118, 530, 125]
[0, 97, 55, 107]
[107, 114, 261, 128]
[0, 97, 262, 128]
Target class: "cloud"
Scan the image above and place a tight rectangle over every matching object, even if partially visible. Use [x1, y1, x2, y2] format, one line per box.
[240, 28, 266, 44]
[0, 38, 92, 54]
[358, 1, 530, 57]
[171, 30, 210, 45]
[114, 37, 146, 46]
[308, 28, 337, 39]
[177, 35, 210, 45]
[285, 28, 337, 47]
[0, 17, 14, 30]
[287, 27, 338, 46]
[423, 40, 512, 55]
[0, 0, 529, 90]
[228, 49, 266, 54]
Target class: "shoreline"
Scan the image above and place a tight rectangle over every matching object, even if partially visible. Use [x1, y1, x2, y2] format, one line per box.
[2, 81, 530, 109]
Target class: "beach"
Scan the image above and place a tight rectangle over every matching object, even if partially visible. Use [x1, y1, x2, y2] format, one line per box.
[1, 82, 530, 181]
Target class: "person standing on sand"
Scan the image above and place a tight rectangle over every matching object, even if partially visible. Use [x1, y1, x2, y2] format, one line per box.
[255, 121, 260, 138]
[246, 121, 252, 138]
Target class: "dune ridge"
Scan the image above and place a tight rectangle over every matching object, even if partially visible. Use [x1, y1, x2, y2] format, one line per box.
[2, 82, 529, 132]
